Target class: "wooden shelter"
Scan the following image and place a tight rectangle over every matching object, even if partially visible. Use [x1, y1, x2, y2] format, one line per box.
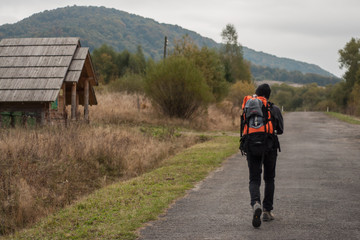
[0, 37, 98, 126]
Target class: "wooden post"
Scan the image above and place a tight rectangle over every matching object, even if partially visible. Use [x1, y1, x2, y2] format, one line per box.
[76, 92, 80, 120]
[40, 109, 45, 126]
[163, 36, 167, 60]
[71, 82, 77, 121]
[136, 95, 140, 112]
[22, 112, 27, 128]
[10, 112, 15, 128]
[36, 111, 41, 126]
[84, 79, 89, 122]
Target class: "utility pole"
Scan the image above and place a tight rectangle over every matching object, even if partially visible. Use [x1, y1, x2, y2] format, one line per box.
[163, 36, 168, 60]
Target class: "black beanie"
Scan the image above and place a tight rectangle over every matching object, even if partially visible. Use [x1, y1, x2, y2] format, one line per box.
[256, 83, 271, 99]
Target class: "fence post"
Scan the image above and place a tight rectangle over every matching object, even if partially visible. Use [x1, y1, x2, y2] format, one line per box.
[10, 112, 15, 128]
[71, 83, 77, 121]
[163, 36, 168, 60]
[84, 79, 89, 122]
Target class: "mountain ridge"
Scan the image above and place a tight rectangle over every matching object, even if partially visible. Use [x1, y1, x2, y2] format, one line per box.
[0, 5, 338, 81]
[243, 47, 335, 77]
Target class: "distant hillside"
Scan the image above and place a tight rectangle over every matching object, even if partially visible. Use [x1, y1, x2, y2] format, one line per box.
[0, 6, 217, 60]
[243, 47, 336, 78]
[0, 5, 340, 85]
[250, 64, 340, 86]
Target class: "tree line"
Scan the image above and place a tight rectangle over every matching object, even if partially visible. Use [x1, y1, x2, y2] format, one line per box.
[251, 65, 340, 86]
[257, 38, 360, 115]
[91, 24, 360, 118]
[92, 24, 253, 119]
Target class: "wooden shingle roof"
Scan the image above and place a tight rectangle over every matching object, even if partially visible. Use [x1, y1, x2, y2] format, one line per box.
[0, 37, 97, 102]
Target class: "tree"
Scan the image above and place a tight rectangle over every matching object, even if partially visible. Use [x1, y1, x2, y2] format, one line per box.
[227, 81, 255, 124]
[116, 46, 146, 76]
[92, 44, 148, 85]
[91, 44, 118, 83]
[172, 35, 198, 58]
[227, 81, 255, 110]
[339, 38, 360, 88]
[128, 46, 146, 75]
[144, 56, 212, 119]
[337, 38, 360, 114]
[271, 84, 302, 111]
[301, 83, 324, 110]
[220, 24, 252, 83]
[348, 82, 360, 115]
[171, 35, 229, 102]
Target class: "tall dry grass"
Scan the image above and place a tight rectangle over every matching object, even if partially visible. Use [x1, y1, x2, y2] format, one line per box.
[0, 92, 238, 235]
[0, 125, 198, 234]
[91, 92, 240, 131]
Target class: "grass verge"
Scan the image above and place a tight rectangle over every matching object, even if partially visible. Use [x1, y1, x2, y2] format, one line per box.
[4, 136, 239, 240]
[325, 112, 360, 125]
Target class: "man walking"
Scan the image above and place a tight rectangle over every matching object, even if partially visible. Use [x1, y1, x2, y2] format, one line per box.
[240, 84, 284, 228]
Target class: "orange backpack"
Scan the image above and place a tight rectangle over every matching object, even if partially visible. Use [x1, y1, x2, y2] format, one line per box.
[240, 95, 274, 156]
[241, 95, 273, 136]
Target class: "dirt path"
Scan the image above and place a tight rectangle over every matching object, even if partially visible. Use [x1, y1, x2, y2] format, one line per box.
[138, 112, 360, 240]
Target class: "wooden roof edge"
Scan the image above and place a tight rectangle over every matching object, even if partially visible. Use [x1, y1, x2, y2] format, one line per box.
[0, 37, 80, 47]
[73, 47, 88, 59]
[90, 85, 98, 105]
[85, 49, 98, 86]
[64, 47, 97, 85]
[0, 88, 60, 91]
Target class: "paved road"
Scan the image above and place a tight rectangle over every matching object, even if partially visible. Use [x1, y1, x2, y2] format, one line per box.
[138, 112, 360, 240]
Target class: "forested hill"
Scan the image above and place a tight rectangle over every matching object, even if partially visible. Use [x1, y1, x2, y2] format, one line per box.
[243, 47, 335, 78]
[0, 6, 217, 59]
[0, 5, 340, 84]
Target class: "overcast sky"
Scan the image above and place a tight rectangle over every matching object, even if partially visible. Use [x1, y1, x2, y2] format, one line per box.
[0, 0, 359, 77]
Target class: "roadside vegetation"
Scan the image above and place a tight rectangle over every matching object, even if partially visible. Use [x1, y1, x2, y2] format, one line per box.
[257, 36, 360, 115]
[0, 91, 241, 236]
[91, 28, 360, 117]
[325, 112, 360, 125]
[0, 24, 359, 238]
[3, 136, 238, 240]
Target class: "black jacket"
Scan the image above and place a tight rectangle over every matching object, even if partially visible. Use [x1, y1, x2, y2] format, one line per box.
[269, 103, 284, 135]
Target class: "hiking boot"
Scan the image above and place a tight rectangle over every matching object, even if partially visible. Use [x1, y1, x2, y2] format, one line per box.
[262, 211, 275, 221]
[252, 202, 262, 228]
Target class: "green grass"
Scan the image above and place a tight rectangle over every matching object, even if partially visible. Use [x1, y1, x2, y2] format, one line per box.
[325, 112, 360, 125]
[4, 136, 239, 240]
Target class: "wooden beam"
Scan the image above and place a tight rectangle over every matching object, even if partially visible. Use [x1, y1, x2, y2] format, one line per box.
[40, 109, 45, 126]
[76, 90, 80, 120]
[10, 112, 15, 128]
[36, 111, 41, 126]
[22, 112, 28, 128]
[84, 78, 89, 122]
[0, 102, 44, 112]
[71, 82, 77, 120]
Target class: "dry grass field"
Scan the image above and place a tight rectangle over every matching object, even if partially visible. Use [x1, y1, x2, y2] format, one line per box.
[0, 92, 239, 235]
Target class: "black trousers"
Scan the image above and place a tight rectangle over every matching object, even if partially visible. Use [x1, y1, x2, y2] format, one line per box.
[247, 150, 277, 211]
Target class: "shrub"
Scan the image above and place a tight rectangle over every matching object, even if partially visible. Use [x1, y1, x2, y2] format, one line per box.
[226, 81, 255, 125]
[171, 36, 229, 102]
[144, 57, 213, 119]
[107, 73, 144, 94]
[227, 81, 256, 109]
